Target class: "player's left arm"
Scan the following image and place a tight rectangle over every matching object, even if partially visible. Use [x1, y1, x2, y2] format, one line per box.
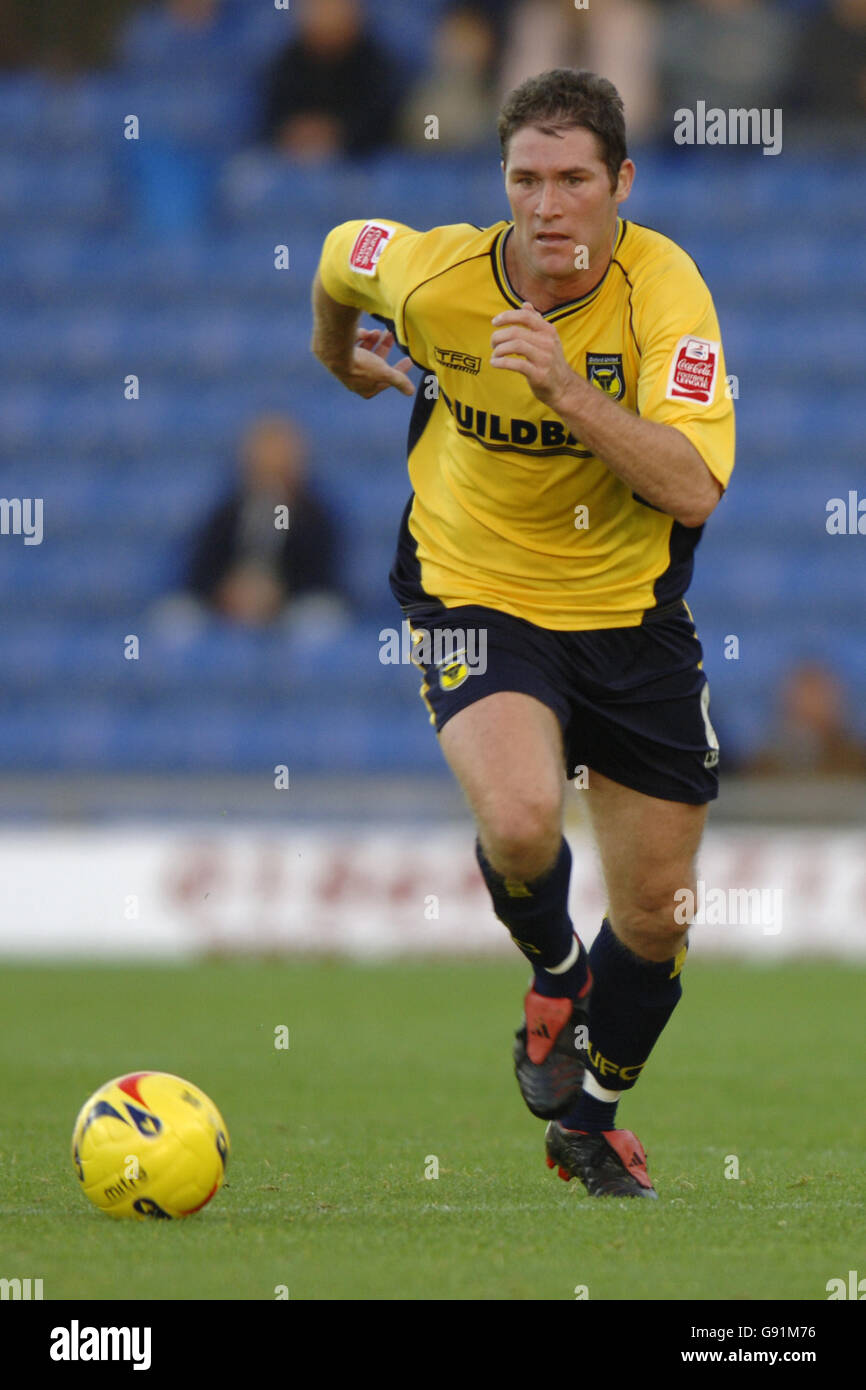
[490, 302, 724, 529]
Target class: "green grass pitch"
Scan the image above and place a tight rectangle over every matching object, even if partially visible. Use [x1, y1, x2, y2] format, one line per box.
[1, 958, 863, 1301]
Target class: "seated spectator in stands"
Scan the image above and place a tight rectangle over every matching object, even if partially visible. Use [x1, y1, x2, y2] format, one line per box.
[397, 4, 500, 153]
[183, 416, 347, 629]
[0, 0, 140, 71]
[149, 0, 220, 34]
[0, 0, 35, 67]
[589, 0, 662, 144]
[117, 0, 232, 68]
[499, 0, 662, 144]
[657, 0, 797, 127]
[787, 0, 866, 120]
[745, 662, 866, 778]
[262, 0, 399, 160]
[169, 0, 217, 25]
[117, 0, 247, 235]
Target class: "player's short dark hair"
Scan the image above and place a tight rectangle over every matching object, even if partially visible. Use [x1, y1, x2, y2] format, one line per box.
[498, 69, 627, 190]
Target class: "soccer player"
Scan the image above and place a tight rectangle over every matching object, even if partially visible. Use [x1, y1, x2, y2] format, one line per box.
[311, 69, 735, 1198]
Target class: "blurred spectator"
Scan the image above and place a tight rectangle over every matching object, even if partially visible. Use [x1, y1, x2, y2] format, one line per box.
[499, 0, 662, 144]
[0, 0, 138, 71]
[0, 0, 35, 67]
[116, 1, 264, 236]
[787, 0, 866, 119]
[657, 0, 797, 123]
[144, 0, 219, 33]
[397, 4, 499, 153]
[115, 0, 245, 238]
[173, 416, 346, 630]
[745, 663, 866, 778]
[261, 0, 399, 161]
[117, 0, 234, 70]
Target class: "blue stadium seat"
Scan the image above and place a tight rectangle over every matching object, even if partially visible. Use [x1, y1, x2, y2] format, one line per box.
[0, 151, 118, 229]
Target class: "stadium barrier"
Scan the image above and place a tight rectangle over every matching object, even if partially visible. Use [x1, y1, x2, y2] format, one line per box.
[3, 826, 863, 959]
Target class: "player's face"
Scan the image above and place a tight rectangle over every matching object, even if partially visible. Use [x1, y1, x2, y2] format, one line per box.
[503, 125, 633, 288]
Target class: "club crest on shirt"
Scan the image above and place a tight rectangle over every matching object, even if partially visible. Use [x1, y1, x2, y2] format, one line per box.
[586, 352, 625, 401]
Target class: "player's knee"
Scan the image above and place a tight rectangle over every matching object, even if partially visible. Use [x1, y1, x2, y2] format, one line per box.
[480, 798, 561, 881]
[613, 885, 689, 958]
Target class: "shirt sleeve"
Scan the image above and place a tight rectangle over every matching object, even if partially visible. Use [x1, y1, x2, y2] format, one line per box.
[633, 255, 736, 490]
[317, 218, 424, 346]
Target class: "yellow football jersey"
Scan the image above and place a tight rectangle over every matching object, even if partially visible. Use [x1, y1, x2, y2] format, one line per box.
[318, 216, 735, 630]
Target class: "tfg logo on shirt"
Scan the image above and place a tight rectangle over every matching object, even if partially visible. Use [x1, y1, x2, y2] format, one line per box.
[49, 1321, 152, 1371]
[434, 346, 481, 375]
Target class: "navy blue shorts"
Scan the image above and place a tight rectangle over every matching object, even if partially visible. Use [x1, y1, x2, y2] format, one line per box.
[404, 599, 720, 805]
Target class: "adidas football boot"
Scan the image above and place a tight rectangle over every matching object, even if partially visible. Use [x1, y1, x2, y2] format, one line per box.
[544, 1121, 658, 1198]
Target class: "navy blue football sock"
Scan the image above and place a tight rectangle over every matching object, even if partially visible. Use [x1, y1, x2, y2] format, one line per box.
[560, 1090, 619, 1134]
[582, 916, 687, 1094]
[475, 836, 589, 1000]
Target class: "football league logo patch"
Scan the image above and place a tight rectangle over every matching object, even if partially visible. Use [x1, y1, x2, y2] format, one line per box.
[586, 353, 625, 401]
[666, 336, 720, 405]
[349, 222, 395, 276]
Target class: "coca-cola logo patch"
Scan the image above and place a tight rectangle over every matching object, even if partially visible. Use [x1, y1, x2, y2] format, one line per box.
[349, 222, 395, 276]
[666, 335, 720, 405]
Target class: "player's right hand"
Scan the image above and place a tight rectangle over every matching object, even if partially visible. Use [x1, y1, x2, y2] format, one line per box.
[337, 328, 415, 399]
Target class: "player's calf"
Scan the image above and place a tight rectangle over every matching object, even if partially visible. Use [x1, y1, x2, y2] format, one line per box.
[556, 915, 687, 1136]
[475, 835, 590, 1003]
[475, 835, 592, 1117]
